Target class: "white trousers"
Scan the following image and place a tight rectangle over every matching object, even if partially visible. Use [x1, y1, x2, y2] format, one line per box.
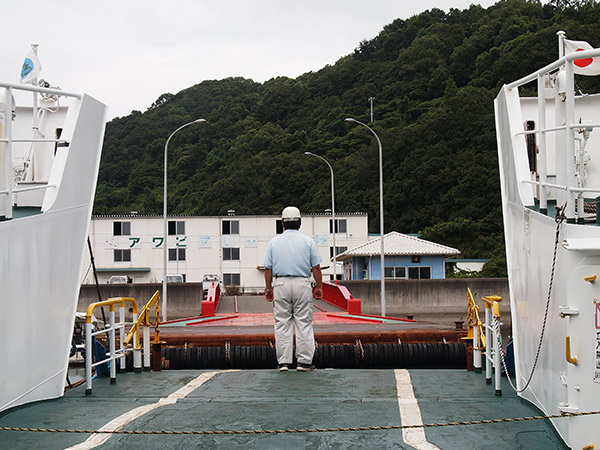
[272, 276, 315, 365]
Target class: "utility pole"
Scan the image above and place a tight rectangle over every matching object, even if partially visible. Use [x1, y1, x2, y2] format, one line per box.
[368, 97, 375, 123]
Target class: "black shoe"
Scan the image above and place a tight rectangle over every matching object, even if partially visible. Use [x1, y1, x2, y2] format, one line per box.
[297, 363, 316, 372]
[276, 364, 289, 372]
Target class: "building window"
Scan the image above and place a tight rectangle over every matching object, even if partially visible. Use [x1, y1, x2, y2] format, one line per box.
[329, 219, 347, 233]
[168, 220, 185, 235]
[168, 248, 186, 261]
[408, 266, 431, 280]
[114, 249, 131, 262]
[384, 266, 431, 279]
[384, 266, 406, 279]
[224, 273, 241, 286]
[276, 220, 284, 234]
[223, 247, 240, 261]
[222, 220, 239, 235]
[113, 221, 131, 236]
[330, 246, 347, 258]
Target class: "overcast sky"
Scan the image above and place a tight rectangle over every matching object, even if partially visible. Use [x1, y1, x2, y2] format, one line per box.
[2, 1, 498, 120]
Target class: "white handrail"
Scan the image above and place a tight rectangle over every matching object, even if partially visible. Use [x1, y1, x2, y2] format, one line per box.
[0, 80, 81, 99]
[0, 184, 57, 196]
[521, 179, 600, 194]
[514, 123, 600, 136]
[507, 48, 600, 90]
[0, 138, 69, 143]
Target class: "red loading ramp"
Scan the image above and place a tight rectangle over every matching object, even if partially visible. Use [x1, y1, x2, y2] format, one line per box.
[321, 281, 361, 314]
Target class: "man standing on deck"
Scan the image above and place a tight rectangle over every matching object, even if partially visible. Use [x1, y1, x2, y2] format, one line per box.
[264, 206, 323, 372]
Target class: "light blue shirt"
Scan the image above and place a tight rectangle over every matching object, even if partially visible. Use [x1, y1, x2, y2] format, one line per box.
[264, 230, 322, 277]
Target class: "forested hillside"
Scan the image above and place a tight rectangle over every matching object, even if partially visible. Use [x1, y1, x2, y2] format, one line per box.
[93, 0, 600, 276]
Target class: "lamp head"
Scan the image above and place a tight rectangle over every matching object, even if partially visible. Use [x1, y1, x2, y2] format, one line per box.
[344, 118, 356, 124]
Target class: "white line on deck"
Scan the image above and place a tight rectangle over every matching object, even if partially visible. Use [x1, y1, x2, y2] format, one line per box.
[65, 370, 237, 450]
[395, 369, 441, 450]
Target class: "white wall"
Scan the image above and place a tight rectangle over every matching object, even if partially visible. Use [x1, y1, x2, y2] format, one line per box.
[84, 213, 369, 291]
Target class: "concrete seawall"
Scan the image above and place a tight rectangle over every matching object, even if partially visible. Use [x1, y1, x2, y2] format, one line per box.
[339, 278, 509, 315]
[78, 278, 510, 329]
[338, 278, 510, 331]
[78, 283, 204, 320]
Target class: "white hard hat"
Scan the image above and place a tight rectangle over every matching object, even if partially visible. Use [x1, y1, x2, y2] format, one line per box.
[281, 206, 301, 221]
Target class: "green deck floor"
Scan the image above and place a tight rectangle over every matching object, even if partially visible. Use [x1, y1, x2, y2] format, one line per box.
[0, 369, 567, 449]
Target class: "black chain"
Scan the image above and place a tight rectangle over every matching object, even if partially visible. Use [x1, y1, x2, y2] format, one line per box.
[499, 204, 566, 393]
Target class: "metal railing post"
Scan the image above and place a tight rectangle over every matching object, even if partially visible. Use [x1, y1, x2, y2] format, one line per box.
[473, 323, 482, 373]
[143, 325, 151, 371]
[109, 308, 116, 384]
[85, 322, 93, 395]
[133, 312, 140, 373]
[132, 310, 141, 373]
[485, 305, 492, 384]
[492, 301, 502, 397]
[119, 303, 126, 373]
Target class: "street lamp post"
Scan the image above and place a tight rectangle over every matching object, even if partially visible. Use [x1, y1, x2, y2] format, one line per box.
[163, 118, 206, 322]
[304, 151, 337, 281]
[344, 117, 386, 316]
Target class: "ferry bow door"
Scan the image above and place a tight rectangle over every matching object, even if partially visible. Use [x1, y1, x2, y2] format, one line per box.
[564, 258, 600, 449]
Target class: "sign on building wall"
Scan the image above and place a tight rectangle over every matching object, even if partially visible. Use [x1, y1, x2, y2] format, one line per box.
[105, 237, 118, 249]
[222, 235, 235, 248]
[152, 237, 164, 248]
[315, 234, 328, 246]
[105, 236, 141, 249]
[198, 236, 211, 248]
[244, 236, 258, 248]
[128, 237, 142, 249]
[176, 236, 187, 247]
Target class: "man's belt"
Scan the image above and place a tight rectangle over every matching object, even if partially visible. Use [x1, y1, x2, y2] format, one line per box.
[274, 275, 309, 278]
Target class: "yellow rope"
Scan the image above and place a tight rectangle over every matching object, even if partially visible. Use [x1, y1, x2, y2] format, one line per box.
[1, 410, 598, 435]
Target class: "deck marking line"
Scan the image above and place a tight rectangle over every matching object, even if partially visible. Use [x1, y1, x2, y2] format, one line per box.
[394, 369, 441, 450]
[65, 370, 237, 450]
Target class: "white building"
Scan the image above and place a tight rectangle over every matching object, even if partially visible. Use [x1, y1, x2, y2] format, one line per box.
[84, 212, 369, 291]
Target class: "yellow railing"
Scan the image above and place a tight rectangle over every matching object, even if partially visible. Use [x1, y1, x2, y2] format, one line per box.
[465, 288, 486, 372]
[123, 290, 162, 372]
[85, 297, 138, 324]
[84, 297, 138, 395]
[466, 289, 505, 396]
[123, 290, 161, 345]
[83, 292, 163, 395]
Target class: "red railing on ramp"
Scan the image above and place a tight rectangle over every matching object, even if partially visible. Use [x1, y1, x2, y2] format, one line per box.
[321, 282, 361, 314]
[201, 282, 221, 317]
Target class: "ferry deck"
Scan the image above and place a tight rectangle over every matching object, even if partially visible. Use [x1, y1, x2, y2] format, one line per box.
[0, 296, 568, 449]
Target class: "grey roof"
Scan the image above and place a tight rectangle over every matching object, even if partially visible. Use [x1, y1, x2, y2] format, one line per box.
[336, 231, 460, 260]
